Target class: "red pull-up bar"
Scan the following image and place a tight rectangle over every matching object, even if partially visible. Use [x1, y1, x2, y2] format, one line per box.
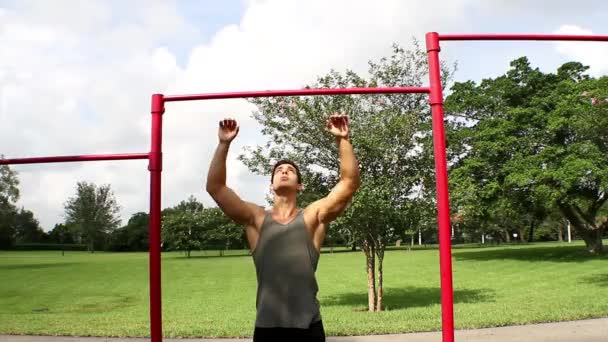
[164, 86, 430, 102]
[439, 33, 608, 41]
[0, 153, 149, 165]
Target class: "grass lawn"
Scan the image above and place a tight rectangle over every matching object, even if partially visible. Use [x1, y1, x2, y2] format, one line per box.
[1, 241, 607, 338]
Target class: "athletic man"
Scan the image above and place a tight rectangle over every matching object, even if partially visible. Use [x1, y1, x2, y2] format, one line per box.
[206, 113, 360, 342]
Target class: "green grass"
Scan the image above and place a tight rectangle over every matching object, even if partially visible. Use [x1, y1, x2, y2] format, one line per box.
[1, 241, 607, 338]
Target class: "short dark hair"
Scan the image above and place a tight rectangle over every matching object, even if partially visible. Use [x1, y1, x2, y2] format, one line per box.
[271, 159, 302, 184]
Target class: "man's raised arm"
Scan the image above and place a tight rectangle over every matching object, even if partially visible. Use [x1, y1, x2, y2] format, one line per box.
[206, 118, 258, 226]
[315, 114, 360, 224]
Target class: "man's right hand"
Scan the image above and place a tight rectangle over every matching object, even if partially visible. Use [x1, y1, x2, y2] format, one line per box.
[218, 118, 239, 143]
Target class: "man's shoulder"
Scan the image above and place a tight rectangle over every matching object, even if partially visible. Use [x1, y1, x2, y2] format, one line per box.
[245, 202, 268, 220]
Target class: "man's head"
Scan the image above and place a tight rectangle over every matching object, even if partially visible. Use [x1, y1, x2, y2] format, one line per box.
[270, 159, 303, 194]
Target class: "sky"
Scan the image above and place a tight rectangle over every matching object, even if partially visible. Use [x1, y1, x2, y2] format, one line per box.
[1, 0, 607, 230]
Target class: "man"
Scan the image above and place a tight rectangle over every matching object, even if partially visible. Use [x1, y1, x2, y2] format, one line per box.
[206, 113, 360, 342]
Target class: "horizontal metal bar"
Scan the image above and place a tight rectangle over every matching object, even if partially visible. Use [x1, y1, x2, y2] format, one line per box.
[0, 153, 149, 165]
[164, 87, 430, 102]
[439, 34, 608, 42]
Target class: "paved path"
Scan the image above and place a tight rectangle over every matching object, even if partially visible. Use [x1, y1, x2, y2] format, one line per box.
[1, 318, 607, 342]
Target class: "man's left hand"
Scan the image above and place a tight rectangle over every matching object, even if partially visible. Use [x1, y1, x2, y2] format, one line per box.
[325, 113, 349, 138]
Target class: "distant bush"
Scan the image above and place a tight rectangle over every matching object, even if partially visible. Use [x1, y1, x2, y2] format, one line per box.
[11, 243, 87, 251]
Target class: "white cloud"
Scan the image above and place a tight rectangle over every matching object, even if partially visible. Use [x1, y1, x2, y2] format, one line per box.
[554, 25, 608, 76]
[1, 0, 195, 229]
[3, 0, 606, 231]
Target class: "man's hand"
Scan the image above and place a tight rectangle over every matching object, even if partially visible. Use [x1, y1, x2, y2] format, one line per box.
[325, 113, 349, 138]
[219, 118, 239, 143]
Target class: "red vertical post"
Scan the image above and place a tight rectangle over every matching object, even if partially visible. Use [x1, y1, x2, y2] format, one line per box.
[149, 94, 164, 342]
[425, 32, 455, 342]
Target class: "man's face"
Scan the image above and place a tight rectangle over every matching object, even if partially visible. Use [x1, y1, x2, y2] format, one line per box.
[271, 164, 303, 193]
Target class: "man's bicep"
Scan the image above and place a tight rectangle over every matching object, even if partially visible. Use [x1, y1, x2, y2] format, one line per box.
[316, 180, 357, 223]
[208, 186, 257, 225]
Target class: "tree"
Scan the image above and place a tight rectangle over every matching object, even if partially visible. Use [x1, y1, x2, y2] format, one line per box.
[0, 159, 20, 249]
[0, 203, 17, 249]
[14, 208, 45, 243]
[202, 207, 245, 255]
[240, 41, 455, 311]
[64, 182, 121, 252]
[446, 58, 608, 253]
[161, 195, 205, 257]
[124, 212, 149, 251]
[48, 223, 75, 244]
[108, 212, 149, 251]
[0, 156, 20, 204]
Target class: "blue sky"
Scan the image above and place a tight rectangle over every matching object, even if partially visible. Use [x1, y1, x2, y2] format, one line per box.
[1, 0, 607, 230]
[172, 0, 246, 65]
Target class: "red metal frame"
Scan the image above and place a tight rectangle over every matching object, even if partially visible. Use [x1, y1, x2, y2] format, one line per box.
[426, 32, 455, 342]
[164, 86, 430, 102]
[3, 31, 607, 342]
[439, 34, 608, 42]
[149, 94, 164, 341]
[0, 153, 149, 165]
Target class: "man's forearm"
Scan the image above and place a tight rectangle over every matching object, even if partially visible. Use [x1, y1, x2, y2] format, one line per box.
[337, 137, 359, 184]
[206, 142, 230, 192]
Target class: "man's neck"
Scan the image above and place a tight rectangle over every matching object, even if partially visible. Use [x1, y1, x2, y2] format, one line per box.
[272, 194, 298, 218]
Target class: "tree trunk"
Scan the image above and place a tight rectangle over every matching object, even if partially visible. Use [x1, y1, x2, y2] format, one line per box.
[505, 231, 511, 243]
[528, 220, 535, 242]
[557, 221, 564, 242]
[578, 228, 604, 254]
[559, 203, 604, 254]
[375, 239, 385, 312]
[362, 239, 376, 312]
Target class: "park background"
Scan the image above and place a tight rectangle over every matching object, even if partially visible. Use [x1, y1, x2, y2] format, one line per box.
[1, 0, 607, 338]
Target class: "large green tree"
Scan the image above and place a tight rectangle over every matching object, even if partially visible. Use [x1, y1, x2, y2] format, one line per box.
[240, 41, 454, 311]
[0, 159, 20, 248]
[14, 208, 45, 243]
[108, 212, 149, 251]
[64, 182, 121, 252]
[446, 58, 608, 253]
[47, 223, 75, 244]
[162, 196, 245, 256]
[201, 207, 245, 254]
[161, 195, 206, 257]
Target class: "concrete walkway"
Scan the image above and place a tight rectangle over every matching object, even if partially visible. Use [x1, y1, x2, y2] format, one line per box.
[1, 318, 607, 342]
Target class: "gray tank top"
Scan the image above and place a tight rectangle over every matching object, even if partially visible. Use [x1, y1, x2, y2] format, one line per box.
[252, 209, 322, 328]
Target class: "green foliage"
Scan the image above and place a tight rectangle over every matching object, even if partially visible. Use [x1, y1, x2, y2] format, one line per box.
[446, 57, 608, 253]
[13, 208, 45, 244]
[161, 196, 206, 257]
[108, 212, 149, 252]
[64, 182, 121, 252]
[240, 41, 454, 250]
[47, 223, 75, 244]
[0, 160, 20, 249]
[161, 196, 246, 256]
[10, 243, 87, 251]
[201, 207, 245, 252]
[0, 203, 17, 249]
[0, 156, 20, 204]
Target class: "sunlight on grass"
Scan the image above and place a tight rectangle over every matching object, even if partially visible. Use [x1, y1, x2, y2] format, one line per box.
[0, 241, 607, 337]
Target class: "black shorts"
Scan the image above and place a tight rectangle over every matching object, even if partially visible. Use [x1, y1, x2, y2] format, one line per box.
[253, 320, 325, 342]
